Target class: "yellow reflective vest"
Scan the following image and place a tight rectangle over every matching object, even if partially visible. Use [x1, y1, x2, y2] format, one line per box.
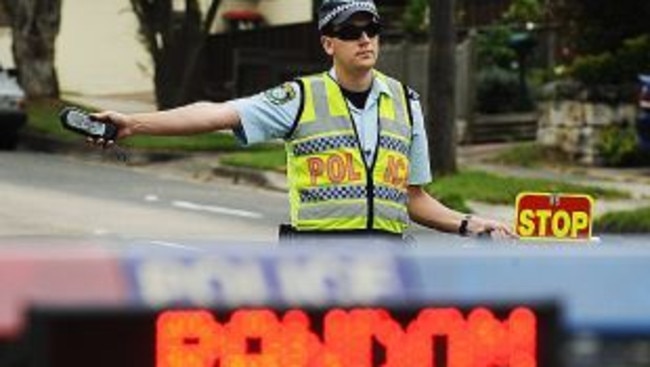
[286, 71, 413, 234]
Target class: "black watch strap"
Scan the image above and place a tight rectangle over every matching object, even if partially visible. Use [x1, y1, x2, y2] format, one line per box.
[459, 214, 472, 236]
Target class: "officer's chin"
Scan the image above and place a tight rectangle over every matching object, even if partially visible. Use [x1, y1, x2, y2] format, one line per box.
[355, 58, 376, 70]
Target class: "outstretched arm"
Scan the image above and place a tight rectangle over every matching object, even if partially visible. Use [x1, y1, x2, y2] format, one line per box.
[90, 102, 241, 142]
[407, 185, 516, 239]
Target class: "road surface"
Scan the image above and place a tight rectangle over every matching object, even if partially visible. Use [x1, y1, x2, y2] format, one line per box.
[0, 151, 286, 242]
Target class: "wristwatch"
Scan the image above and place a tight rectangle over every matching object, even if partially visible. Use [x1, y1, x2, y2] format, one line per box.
[459, 214, 472, 236]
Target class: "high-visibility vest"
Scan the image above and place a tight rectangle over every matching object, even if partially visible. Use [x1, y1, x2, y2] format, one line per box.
[286, 71, 413, 234]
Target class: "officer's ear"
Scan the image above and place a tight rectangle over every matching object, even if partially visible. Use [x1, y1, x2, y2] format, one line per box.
[321, 35, 335, 56]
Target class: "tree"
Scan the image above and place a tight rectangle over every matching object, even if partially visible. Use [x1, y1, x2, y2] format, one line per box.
[427, 0, 457, 176]
[553, 0, 650, 56]
[2, 0, 62, 98]
[130, 0, 221, 109]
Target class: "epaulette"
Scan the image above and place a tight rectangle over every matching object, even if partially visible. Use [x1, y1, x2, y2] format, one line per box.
[407, 87, 420, 101]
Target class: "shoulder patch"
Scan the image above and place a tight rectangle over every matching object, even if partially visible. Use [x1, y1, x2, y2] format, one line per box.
[407, 87, 420, 101]
[263, 82, 297, 105]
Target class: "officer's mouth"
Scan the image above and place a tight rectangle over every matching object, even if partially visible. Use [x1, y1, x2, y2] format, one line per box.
[356, 50, 375, 58]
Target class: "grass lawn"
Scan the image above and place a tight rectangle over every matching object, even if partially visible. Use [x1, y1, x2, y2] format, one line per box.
[595, 207, 650, 233]
[25, 98, 279, 152]
[426, 170, 628, 206]
[220, 149, 287, 171]
[488, 142, 571, 168]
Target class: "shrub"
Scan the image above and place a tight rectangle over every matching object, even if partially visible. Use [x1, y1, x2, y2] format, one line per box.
[402, 0, 428, 35]
[595, 124, 650, 167]
[568, 35, 650, 88]
[476, 25, 517, 69]
[476, 66, 520, 113]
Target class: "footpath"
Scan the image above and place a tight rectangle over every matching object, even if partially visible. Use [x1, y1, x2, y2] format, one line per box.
[52, 93, 650, 223]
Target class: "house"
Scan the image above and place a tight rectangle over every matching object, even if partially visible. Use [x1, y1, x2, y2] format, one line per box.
[0, 0, 312, 97]
[0, 0, 517, 98]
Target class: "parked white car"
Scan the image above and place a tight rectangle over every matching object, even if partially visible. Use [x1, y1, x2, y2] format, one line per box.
[0, 66, 26, 150]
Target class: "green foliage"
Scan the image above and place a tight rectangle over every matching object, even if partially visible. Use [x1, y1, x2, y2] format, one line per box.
[220, 149, 287, 171]
[26, 99, 79, 142]
[595, 207, 650, 233]
[124, 134, 241, 152]
[475, 66, 520, 113]
[564, 0, 650, 55]
[402, 0, 428, 35]
[595, 123, 650, 167]
[502, 0, 542, 25]
[476, 25, 516, 69]
[474, 25, 536, 113]
[425, 170, 627, 206]
[617, 35, 650, 78]
[568, 52, 616, 86]
[596, 125, 638, 166]
[435, 192, 473, 214]
[489, 143, 569, 168]
[568, 35, 650, 87]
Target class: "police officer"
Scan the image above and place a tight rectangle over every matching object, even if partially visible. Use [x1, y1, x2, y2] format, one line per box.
[90, 0, 515, 241]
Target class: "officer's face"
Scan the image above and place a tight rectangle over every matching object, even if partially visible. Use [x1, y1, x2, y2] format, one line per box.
[322, 13, 380, 72]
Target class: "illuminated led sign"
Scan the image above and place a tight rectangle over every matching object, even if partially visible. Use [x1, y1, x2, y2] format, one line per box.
[157, 307, 541, 367]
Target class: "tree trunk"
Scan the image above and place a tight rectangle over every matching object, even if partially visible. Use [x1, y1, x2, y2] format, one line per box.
[427, 0, 457, 177]
[131, 0, 220, 109]
[176, 0, 221, 105]
[3, 0, 61, 99]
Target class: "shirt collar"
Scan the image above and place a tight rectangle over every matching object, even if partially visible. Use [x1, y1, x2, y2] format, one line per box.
[328, 68, 393, 99]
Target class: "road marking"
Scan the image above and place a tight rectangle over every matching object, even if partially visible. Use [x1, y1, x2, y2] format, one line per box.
[144, 194, 160, 202]
[149, 240, 201, 252]
[171, 200, 263, 219]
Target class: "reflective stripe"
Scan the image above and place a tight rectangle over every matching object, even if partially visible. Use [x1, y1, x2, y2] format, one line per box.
[298, 201, 367, 220]
[374, 185, 408, 205]
[293, 134, 358, 156]
[295, 116, 354, 137]
[375, 202, 409, 224]
[298, 112, 410, 139]
[312, 76, 330, 119]
[381, 119, 412, 139]
[324, 76, 349, 117]
[301, 78, 316, 122]
[386, 78, 407, 124]
[300, 185, 367, 202]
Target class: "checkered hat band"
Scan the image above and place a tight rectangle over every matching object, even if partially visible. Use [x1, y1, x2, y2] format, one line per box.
[300, 185, 368, 203]
[293, 135, 358, 156]
[318, 2, 377, 29]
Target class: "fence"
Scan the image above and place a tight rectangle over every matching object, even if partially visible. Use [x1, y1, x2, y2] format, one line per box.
[203, 22, 539, 143]
[204, 22, 328, 101]
[377, 36, 478, 142]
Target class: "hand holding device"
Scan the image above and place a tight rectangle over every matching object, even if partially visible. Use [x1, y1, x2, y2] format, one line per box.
[59, 107, 118, 141]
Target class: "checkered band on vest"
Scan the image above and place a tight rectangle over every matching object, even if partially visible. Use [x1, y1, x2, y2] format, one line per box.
[300, 185, 368, 203]
[293, 135, 358, 156]
[379, 135, 410, 156]
[374, 186, 407, 204]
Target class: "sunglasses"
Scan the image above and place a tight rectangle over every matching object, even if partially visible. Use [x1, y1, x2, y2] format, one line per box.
[331, 22, 382, 41]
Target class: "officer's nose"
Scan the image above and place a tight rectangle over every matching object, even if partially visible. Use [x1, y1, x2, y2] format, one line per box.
[359, 31, 371, 42]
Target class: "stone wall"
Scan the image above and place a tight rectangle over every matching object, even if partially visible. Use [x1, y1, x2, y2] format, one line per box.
[537, 101, 637, 165]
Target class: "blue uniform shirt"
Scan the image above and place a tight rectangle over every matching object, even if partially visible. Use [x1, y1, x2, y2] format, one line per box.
[229, 69, 432, 185]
